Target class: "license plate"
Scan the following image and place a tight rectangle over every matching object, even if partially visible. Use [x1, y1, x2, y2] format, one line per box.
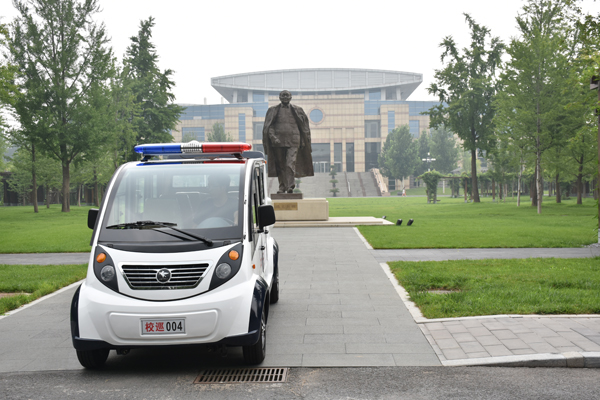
[141, 319, 185, 335]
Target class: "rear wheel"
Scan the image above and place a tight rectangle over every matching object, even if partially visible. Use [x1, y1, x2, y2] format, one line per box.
[270, 267, 279, 304]
[243, 307, 266, 365]
[76, 348, 110, 369]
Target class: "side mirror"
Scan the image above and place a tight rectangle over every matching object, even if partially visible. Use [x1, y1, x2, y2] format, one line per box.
[258, 204, 276, 231]
[88, 208, 99, 230]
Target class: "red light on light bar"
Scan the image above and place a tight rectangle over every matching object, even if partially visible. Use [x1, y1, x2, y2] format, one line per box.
[201, 143, 252, 153]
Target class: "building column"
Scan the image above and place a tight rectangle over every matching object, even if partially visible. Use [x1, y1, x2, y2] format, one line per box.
[396, 87, 402, 100]
[233, 90, 238, 103]
[381, 88, 386, 101]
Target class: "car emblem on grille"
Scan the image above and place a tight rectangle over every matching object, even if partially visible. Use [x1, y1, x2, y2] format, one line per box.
[156, 268, 172, 283]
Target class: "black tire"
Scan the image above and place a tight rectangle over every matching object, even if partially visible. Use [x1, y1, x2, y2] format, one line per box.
[243, 307, 266, 365]
[76, 348, 110, 369]
[270, 267, 279, 304]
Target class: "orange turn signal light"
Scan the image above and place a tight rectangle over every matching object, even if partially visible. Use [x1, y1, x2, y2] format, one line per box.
[228, 250, 239, 261]
[96, 253, 106, 263]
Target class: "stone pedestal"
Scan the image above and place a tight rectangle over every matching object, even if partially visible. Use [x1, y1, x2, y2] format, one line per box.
[272, 198, 329, 221]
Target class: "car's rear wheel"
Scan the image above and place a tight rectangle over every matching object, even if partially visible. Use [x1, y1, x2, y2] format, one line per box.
[76, 348, 110, 369]
[243, 307, 266, 365]
[270, 267, 279, 304]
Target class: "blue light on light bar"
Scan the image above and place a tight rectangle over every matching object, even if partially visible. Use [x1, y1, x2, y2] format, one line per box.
[134, 143, 182, 155]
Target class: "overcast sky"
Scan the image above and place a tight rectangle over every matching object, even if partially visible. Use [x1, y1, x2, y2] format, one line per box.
[3, 0, 600, 105]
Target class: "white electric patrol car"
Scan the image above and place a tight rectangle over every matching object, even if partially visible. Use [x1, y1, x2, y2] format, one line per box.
[71, 141, 279, 369]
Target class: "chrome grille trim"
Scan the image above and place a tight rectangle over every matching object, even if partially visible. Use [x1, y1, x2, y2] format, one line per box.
[121, 264, 209, 290]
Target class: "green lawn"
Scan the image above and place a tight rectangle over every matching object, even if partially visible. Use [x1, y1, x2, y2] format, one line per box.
[328, 196, 597, 248]
[0, 263, 87, 315]
[0, 206, 93, 253]
[390, 257, 600, 319]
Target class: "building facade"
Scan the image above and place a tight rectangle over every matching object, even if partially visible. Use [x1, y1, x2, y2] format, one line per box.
[172, 68, 438, 174]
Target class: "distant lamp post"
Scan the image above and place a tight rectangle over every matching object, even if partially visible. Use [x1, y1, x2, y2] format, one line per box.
[422, 152, 436, 172]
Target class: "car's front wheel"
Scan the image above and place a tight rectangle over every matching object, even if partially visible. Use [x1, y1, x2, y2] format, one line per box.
[76, 348, 110, 369]
[243, 307, 266, 365]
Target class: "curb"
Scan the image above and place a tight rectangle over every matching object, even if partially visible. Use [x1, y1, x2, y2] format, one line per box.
[442, 352, 600, 368]
[0, 280, 83, 321]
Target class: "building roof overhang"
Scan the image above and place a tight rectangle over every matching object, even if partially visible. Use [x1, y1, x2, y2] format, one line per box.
[211, 68, 423, 103]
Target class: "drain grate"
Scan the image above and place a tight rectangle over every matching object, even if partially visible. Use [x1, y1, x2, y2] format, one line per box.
[194, 368, 288, 384]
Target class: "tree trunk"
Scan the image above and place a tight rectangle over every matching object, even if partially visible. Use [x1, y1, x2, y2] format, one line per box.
[492, 178, 496, 202]
[517, 166, 522, 207]
[576, 164, 583, 205]
[470, 148, 480, 202]
[45, 185, 50, 208]
[31, 143, 38, 213]
[531, 176, 537, 207]
[536, 148, 542, 214]
[555, 174, 561, 203]
[61, 161, 70, 212]
[77, 184, 81, 207]
[464, 178, 468, 203]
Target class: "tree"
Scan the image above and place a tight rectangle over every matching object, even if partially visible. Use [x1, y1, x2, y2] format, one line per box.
[414, 130, 432, 176]
[9, 0, 114, 212]
[207, 122, 233, 142]
[429, 125, 460, 174]
[378, 125, 419, 184]
[124, 17, 183, 157]
[427, 14, 504, 203]
[6, 148, 32, 205]
[494, 0, 579, 213]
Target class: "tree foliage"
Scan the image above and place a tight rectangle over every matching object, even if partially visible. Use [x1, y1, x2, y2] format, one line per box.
[494, 0, 581, 213]
[378, 125, 418, 181]
[124, 17, 183, 156]
[429, 125, 460, 174]
[427, 14, 504, 202]
[207, 122, 232, 142]
[9, 0, 114, 212]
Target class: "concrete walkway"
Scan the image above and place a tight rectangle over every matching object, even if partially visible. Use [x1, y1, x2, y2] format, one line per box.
[0, 228, 599, 371]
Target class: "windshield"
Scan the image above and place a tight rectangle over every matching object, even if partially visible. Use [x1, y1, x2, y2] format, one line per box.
[99, 162, 246, 244]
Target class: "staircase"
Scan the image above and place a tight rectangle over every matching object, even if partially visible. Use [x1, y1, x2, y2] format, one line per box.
[268, 172, 379, 198]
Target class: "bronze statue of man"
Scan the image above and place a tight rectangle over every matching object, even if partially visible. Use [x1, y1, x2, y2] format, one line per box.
[262, 90, 314, 193]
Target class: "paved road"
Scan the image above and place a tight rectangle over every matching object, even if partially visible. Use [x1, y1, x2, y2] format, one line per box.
[0, 227, 599, 372]
[1, 367, 600, 399]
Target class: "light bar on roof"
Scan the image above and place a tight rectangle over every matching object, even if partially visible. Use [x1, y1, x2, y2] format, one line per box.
[134, 141, 252, 157]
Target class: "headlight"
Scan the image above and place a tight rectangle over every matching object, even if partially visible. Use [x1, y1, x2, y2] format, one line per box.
[215, 263, 232, 279]
[100, 265, 115, 281]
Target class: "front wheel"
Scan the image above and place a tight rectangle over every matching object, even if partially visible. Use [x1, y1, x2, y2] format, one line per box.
[76, 348, 110, 369]
[243, 307, 266, 365]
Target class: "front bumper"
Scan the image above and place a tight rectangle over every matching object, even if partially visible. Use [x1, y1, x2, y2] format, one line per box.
[72, 276, 257, 349]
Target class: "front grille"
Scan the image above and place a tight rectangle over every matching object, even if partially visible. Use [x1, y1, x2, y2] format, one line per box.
[122, 263, 209, 290]
[194, 368, 289, 384]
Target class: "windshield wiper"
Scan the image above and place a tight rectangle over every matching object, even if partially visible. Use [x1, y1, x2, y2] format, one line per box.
[106, 221, 213, 246]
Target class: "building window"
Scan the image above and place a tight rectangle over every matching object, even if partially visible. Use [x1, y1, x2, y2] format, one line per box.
[309, 109, 324, 124]
[365, 142, 381, 171]
[365, 121, 380, 138]
[388, 177, 396, 191]
[182, 127, 205, 142]
[368, 90, 381, 100]
[237, 91, 248, 103]
[311, 143, 330, 173]
[409, 120, 420, 138]
[388, 111, 395, 133]
[253, 93, 265, 102]
[334, 143, 342, 172]
[253, 122, 264, 141]
[346, 143, 355, 172]
[238, 114, 246, 142]
[386, 88, 397, 100]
